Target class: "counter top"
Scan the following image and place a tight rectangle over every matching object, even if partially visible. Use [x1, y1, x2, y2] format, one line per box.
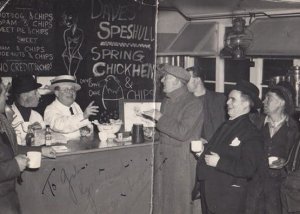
[49, 135, 154, 157]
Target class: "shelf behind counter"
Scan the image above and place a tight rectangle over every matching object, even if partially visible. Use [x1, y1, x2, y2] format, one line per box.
[17, 135, 156, 214]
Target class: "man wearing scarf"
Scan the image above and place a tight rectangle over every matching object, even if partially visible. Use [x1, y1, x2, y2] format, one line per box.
[10, 75, 45, 145]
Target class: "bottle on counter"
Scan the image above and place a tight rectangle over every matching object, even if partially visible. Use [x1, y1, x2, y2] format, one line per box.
[25, 127, 35, 146]
[45, 125, 52, 146]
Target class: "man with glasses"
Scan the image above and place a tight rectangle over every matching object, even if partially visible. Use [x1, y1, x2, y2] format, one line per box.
[44, 75, 99, 140]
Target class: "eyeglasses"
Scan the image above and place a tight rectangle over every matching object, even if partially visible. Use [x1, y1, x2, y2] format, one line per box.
[59, 88, 76, 94]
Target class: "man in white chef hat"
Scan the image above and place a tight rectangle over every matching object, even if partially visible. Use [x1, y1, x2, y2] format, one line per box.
[44, 75, 99, 140]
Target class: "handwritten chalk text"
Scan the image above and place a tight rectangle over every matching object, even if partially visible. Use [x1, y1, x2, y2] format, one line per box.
[92, 62, 154, 79]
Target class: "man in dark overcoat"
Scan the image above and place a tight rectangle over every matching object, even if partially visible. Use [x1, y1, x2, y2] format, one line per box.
[196, 80, 265, 214]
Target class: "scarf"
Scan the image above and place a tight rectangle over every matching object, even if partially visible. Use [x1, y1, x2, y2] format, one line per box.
[15, 102, 31, 122]
[0, 113, 18, 154]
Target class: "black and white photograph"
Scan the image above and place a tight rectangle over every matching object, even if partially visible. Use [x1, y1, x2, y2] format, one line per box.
[1, 0, 300, 213]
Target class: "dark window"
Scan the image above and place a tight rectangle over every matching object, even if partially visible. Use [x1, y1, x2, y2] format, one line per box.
[194, 57, 216, 90]
[205, 83, 216, 91]
[225, 59, 250, 82]
[194, 57, 216, 81]
[262, 59, 293, 84]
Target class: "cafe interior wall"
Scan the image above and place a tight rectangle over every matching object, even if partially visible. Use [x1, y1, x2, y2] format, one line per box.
[3, 1, 300, 99]
[156, 6, 300, 95]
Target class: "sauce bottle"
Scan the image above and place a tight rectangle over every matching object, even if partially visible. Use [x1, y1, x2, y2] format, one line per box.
[25, 127, 34, 146]
[45, 125, 52, 146]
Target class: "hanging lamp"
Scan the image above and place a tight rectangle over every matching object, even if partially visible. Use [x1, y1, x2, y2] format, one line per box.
[220, 17, 253, 60]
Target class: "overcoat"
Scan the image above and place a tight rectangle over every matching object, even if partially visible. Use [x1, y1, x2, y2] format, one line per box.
[153, 86, 204, 214]
[197, 114, 264, 214]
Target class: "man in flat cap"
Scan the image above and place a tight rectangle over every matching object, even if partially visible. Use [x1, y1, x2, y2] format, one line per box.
[10, 75, 45, 145]
[195, 80, 265, 214]
[247, 82, 300, 214]
[44, 75, 99, 140]
[143, 64, 204, 214]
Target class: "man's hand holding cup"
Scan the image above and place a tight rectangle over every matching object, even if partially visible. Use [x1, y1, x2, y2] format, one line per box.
[191, 138, 207, 157]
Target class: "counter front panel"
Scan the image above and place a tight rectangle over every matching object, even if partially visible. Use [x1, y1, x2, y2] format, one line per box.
[17, 142, 153, 214]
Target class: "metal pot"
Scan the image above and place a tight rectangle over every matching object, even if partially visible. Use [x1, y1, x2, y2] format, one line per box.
[268, 75, 286, 87]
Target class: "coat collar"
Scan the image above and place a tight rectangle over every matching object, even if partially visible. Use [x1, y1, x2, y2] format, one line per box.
[165, 86, 189, 102]
[205, 113, 250, 152]
[227, 113, 249, 124]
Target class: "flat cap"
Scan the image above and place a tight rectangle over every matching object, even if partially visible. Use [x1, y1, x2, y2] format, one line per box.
[158, 64, 190, 83]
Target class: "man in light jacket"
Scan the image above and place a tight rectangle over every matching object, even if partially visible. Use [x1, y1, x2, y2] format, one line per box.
[44, 75, 99, 140]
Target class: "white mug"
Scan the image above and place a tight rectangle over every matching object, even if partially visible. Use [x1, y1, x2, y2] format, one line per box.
[27, 151, 42, 169]
[268, 156, 279, 165]
[191, 140, 204, 153]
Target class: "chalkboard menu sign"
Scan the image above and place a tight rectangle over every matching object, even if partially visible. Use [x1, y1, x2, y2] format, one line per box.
[0, 0, 157, 121]
[77, 0, 156, 121]
[0, 0, 55, 75]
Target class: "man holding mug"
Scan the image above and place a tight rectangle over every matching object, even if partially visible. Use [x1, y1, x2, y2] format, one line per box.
[195, 80, 265, 214]
[0, 77, 54, 214]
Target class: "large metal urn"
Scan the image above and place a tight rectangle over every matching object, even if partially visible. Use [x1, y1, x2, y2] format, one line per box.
[286, 65, 300, 109]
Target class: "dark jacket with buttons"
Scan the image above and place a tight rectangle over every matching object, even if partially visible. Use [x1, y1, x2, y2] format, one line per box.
[250, 113, 300, 173]
[196, 114, 264, 214]
[246, 113, 300, 214]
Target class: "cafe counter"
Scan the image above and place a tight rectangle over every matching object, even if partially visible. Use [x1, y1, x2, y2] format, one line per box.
[16, 136, 155, 214]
